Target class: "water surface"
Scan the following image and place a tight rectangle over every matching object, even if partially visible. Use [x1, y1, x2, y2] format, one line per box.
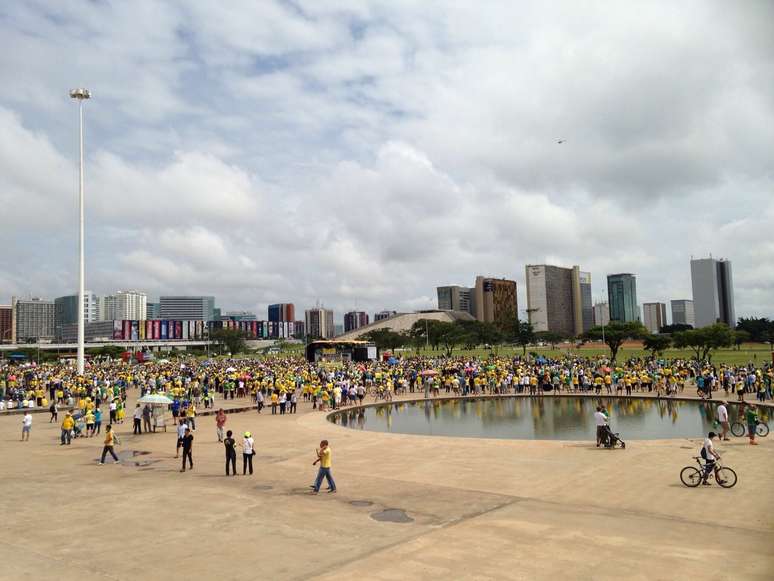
[330, 397, 767, 441]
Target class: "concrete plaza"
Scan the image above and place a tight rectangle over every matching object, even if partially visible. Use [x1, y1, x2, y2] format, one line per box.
[0, 393, 772, 580]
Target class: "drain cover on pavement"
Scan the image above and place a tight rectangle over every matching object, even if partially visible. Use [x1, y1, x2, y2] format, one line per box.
[370, 508, 414, 523]
[350, 500, 374, 507]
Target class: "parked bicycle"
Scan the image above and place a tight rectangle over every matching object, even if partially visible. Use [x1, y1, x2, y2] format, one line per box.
[730, 420, 769, 438]
[680, 456, 737, 488]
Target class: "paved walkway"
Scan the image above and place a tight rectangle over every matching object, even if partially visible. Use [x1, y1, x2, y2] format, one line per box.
[0, 391, 771, 581]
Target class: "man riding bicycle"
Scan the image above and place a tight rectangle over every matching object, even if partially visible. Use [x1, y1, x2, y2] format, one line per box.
[701, 432, 726, 486]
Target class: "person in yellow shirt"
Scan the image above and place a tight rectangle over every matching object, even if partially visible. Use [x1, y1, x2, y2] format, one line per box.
[186, 404, 197, 430]
[310, 440, 336, 494]
[99, 425, 120, 464]
[61, 412, 74, 445]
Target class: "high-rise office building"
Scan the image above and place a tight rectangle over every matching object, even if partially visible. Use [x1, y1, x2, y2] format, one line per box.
[670, 299, 695, 328]
[344, 311, 370, 332]
[160, 296, 215, 321]
[305, 308, 334, 339]
[473, 276, 518, 329]
[12, 297, 55, 342]
[54, 292, 98, 339]
[607, 274, 639, 323]
[578, 271, 593, 333]
[525, 265, 592, 336]
[690, 258, 735, 328]
[99, 290, 147, 320]
[436, 286, 474, 315]
[146, 302, 161, 320]
[0, 304, 12, 343]
[98, 295, 117, 321]
[374, 310, 397, 321]
[221, 311, 257, 322]
[268, 303, 295, 323]
[116, 290, 147, 320]
[642, 302, 668, 334]
[593, 302, 610, 327]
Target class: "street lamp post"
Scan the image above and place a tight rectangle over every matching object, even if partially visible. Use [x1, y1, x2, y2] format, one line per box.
[70, 88, 90, 375]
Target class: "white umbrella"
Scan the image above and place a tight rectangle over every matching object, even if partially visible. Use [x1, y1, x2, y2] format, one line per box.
[225, 367, 236, 373]
[138, 394, 174, 405]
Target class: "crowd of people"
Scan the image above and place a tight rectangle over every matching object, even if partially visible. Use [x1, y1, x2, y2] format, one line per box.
[1, 353, 772, 414]
[2, 351, 771, 492]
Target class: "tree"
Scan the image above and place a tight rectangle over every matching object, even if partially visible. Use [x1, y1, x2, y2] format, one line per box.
[659, 323, 693, 334]
[732, 329, 751, 350]
[360, 329, 407, 355]
[534, 330, 565, 349]
[211, 328, 246, 355]
[672, 324, 734, 362]
[512, 321, 535, 356]
[735, 317, 771, 343]
[585, 321, 646, 361]
[643, 334, 672, 357]
[438, 324, 471, 357]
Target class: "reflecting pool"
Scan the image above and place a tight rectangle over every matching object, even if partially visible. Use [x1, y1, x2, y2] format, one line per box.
[329, 397, 769, 441]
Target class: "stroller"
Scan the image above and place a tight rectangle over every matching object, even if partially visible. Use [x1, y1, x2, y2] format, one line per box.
[600, 424, 626, 449]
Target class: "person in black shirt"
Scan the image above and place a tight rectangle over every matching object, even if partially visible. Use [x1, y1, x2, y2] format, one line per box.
[180, 428, 193, 472]
[224, 430, 237, 476]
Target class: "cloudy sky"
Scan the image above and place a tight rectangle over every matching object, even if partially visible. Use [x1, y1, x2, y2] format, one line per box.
[1, 1, 772, 322]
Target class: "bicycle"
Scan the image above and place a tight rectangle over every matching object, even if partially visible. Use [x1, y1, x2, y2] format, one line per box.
[680, 456, 737, 488]
[730, 420, 769, 438]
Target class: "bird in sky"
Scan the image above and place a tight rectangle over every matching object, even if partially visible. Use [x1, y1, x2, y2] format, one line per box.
[557, 139, 566, 144]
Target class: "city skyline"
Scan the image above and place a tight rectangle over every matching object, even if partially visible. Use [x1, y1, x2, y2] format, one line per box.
[0, 254, 759, 332]
[0, 3, 772, 321]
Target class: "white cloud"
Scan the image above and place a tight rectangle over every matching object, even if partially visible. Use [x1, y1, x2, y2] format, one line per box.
[0, 1, 772, 322]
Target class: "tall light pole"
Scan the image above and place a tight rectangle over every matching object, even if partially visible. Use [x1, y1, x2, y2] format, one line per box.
[70, 88, 90, 375]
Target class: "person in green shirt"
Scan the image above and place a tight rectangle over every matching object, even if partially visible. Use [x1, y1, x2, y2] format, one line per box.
[746, 405, 759, 445]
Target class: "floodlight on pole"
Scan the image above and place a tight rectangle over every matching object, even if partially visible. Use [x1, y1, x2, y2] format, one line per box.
[70, 88, 90, 375]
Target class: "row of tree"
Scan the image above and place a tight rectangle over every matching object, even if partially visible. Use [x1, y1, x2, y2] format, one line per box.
[587, 321, 743, 362]
[356, 318, 760, 362]
[210, 316, 773, 361]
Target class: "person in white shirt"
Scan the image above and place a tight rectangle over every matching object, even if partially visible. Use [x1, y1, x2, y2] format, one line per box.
[594, 406, 609, 447]
[242, 432, 255, 475]
[21, 411, 32, 441]
[701, 432, 724, 485]
[716, 403, 730, 441]
[175, 419, 187, 458]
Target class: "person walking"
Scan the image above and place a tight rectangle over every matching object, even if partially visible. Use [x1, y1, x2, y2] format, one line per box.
[61, 412, 74, 445]
[133, 404, 142, 435]
[310, 439, 336, 494]
[109, 399, 117, 424]
[256, 390, 264, 413]
[175, 419, 187, 458]
[49, 401, 58, 423]
[186, 403, 197, 431]
[99, 425, 120, 464]
[94, 407, 103, 435]
[290, 391, 298, 414]
[216, 409, 227, 442]
[242, 431, 254, 475]
[21, 411, 32, 441]
[716, 402, 730, 441]
[180, 427, 194, 472]
[224, 430, 237, 476]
